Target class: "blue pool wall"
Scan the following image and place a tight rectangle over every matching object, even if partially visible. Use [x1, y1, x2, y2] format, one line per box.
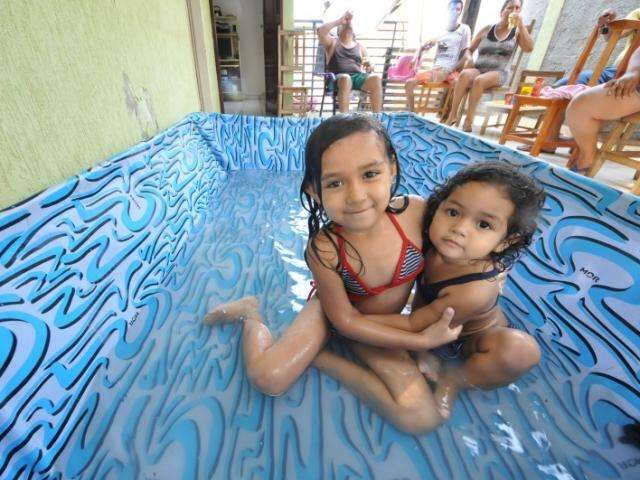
[0, 112, 638, 479]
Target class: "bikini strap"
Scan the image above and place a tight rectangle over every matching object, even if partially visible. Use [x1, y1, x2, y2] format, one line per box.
[428, 267, 501, 290]
[386, 211, 410, 242]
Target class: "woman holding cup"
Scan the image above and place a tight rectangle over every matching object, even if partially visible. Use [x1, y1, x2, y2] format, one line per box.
[443, 0, 534, 132]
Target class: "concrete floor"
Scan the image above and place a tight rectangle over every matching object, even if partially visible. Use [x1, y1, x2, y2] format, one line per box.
[430, 113, 639, 195]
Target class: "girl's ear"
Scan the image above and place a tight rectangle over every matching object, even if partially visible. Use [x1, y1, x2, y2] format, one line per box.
[494, 234, 518, 253]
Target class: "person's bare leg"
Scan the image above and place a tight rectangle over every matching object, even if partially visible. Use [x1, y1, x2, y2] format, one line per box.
[444, 68, 479, 125]
[336, 74, 352, 113]
[362, 74, 383, 112]
[415, 350, 442, 382]
[567, 84, 640, 170]
[206, 296, 328, 396]
[313, 345, 446, 434]
[405, 78, 418, 111]
[433, 327, 540, 416]
[462, 71, 501, 132]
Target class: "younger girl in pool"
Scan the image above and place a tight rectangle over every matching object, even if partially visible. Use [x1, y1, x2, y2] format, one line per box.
[310, 161, 545, 419]
[409, 161, 545, 415]
[206, 114, 460, 434]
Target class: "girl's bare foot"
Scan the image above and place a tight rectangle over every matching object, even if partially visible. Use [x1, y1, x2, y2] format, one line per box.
[415, 351, 442, 382]
[204, 296, 259, 324]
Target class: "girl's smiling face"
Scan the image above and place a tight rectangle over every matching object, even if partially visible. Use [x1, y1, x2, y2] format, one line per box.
[313, 130, 397, 233]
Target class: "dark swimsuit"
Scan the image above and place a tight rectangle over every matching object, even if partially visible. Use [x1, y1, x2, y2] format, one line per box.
[418, 267, 501, 360]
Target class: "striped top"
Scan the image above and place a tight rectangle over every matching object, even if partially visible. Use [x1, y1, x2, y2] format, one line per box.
[474, 24, 518, 75]
[337, 212, 424, 302]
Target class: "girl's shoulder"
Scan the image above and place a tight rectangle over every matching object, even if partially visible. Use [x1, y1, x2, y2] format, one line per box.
[391, 194, 426, 214]
[429, 259, 502, 302]
[391, 195, 426, 225]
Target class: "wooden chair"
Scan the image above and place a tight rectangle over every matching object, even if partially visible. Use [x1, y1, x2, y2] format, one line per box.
[411, 47, 451, 117]
[499, 19, 640, 157]
[381, 48, 420, 112]
[446, 20, 536, 126]
[414, 82, 451, 117]
[277, 27, 311, 116]
[479, 69, 564, 135]
[381, 46, 450, 116]
[588, 112, 640, 194]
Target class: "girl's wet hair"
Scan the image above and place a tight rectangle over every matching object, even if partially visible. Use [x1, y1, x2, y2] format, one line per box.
[423, 161, 545, 272]
[300, 114, 405, 270]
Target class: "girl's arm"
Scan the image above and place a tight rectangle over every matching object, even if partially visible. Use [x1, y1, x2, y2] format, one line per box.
[406, 281, 499, 332]
[307, 242, 459, 351]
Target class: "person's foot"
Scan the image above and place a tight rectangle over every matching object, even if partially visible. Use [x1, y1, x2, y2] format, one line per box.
[462, 123, 473, 133]
[442, 116, 458, 126]
[566, 156, 591, 176]
[204, 296, 259, 324]
[416, 351, 442, 382]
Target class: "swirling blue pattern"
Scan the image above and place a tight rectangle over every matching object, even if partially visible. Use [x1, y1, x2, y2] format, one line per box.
[0, 112, 638, 479]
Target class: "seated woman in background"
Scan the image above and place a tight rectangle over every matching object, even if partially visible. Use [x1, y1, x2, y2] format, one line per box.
[443, 0, 533, 132]
[566, 45, 640, 174]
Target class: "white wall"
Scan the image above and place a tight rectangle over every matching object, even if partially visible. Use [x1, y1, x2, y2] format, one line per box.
[542, 0, 638, 73]
[216, 0, 266, 114]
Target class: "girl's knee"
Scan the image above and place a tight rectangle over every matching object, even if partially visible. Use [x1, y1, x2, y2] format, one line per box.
[247, 366, 291, 397]
[496, 330, 541, 373]
[394, 407, 443, 435]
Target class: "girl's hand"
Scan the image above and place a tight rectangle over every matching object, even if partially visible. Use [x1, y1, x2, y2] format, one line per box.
[418, 307, 462, 350]
[605, 71, 640, 99]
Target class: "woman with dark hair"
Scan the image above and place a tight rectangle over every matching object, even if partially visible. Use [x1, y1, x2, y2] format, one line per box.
[444, 0, 534, 132]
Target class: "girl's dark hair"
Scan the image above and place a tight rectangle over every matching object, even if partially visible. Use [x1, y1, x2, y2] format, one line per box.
[423, 161, 544, 272]
[300, 114, 405, 271]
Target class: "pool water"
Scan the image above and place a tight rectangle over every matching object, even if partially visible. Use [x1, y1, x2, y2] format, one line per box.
[1, 112, 638, 480]
[69, 169, 635, 480]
